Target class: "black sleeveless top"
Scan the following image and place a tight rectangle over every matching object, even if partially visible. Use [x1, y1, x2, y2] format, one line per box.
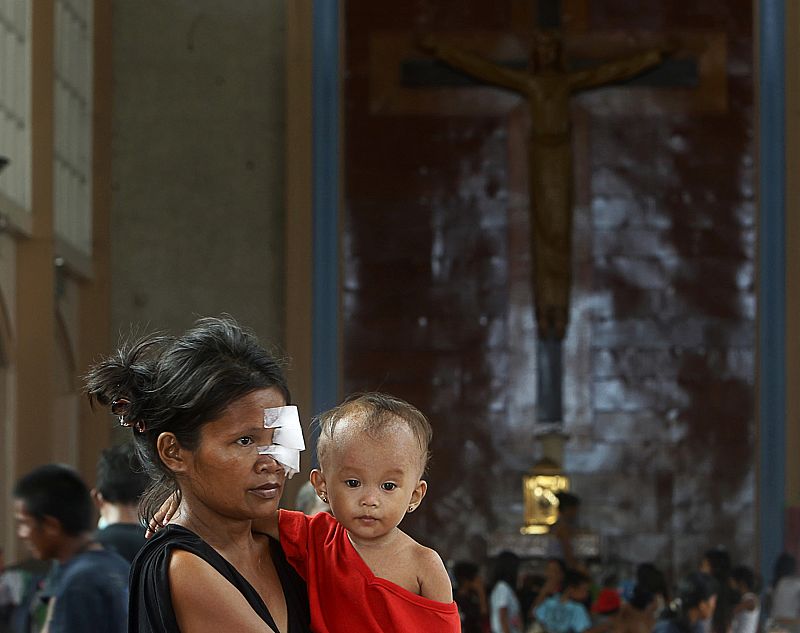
[129, 524, 310, 633]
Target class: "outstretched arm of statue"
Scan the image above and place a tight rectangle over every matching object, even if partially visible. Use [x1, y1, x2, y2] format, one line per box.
[568, 48, 666, 91]
[418, 34, 529, 94]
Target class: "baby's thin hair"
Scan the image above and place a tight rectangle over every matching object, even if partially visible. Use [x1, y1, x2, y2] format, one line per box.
[315, 392, 432, 473]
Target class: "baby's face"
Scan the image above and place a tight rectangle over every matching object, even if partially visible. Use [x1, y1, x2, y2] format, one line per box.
[316, 418, 426, 544]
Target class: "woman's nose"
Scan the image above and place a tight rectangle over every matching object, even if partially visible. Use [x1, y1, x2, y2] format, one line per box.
[256, 454, 282, 473]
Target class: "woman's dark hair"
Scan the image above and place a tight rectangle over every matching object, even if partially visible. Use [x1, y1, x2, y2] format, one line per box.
[731, 565, 757, 593]
[773, 553, 796, 587]
[85, 316, 289, 523]
[678, 572, 718, 610]
[637, 562, 669, 600]
[453, 561, 480, 585]
[630, 585, 656, 611]
[704, 548, 732, 581]
[489, 550, 520, 593]
[703, 548, 733, 633]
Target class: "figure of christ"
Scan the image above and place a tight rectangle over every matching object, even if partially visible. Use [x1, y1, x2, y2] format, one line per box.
[421, 32, 668, 340]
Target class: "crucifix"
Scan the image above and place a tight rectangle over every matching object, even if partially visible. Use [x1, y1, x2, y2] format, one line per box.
[367, 0, 724, 442]
[417, 20, 674, 432]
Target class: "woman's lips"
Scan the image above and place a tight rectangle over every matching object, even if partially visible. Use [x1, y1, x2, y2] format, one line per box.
[248, 482, 281, 499]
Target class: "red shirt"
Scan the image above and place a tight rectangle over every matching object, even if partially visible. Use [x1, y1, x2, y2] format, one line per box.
[279, 510, 461, 632]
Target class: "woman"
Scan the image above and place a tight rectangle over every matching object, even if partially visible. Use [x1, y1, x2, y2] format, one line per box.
[489, 550, 523, 633]
[86, 317, 310, 633]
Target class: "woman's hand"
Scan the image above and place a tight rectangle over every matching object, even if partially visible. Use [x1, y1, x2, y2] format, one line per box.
[145, 492, 180, 538]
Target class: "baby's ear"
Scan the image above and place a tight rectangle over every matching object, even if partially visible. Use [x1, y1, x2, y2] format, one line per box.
[310, 469, 328, 499]
[407, 479, 428, 513]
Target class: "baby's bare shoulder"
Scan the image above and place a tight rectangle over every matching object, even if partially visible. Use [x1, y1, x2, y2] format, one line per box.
[408, 539, 453, 603]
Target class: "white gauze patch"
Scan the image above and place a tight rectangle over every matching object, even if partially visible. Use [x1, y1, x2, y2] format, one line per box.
[257, 405, 305, 478]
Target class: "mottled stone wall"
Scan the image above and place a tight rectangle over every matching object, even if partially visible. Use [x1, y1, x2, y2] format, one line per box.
[343, 0, 754, 580]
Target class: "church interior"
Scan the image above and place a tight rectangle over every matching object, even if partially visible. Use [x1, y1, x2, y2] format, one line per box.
[0, 0, 798, 620]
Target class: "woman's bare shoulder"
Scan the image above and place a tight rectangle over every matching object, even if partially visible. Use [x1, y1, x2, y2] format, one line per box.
[169, 550, 276, 633]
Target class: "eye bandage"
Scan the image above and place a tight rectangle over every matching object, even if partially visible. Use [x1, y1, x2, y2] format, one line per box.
[257, 405, 305, 478]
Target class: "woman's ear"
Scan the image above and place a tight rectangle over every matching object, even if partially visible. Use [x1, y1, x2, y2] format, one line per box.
[157, 432, 188, 474]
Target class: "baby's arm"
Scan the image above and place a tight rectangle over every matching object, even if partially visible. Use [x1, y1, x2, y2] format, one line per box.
[251, 512, 280, 540]
[416, 546, 454, 603]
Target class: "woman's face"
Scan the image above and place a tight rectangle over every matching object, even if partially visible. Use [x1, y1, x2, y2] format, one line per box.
[179, 387, 288, 520]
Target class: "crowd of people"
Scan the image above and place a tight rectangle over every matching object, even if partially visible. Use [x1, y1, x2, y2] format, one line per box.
[451, 544, 800, 633]
[0, 316, 796, 633]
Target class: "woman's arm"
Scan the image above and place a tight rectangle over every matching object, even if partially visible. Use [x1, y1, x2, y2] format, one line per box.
[499, 606, 512, 633]
[169, 550, 277, 633]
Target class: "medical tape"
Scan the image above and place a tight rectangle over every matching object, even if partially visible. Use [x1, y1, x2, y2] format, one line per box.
[256, 405, 305, 478]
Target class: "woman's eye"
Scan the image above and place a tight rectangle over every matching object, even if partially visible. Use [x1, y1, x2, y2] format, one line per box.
[236, 436, 254, 446]
[381, 482, 397, 491]
[344, 479, 360, 488]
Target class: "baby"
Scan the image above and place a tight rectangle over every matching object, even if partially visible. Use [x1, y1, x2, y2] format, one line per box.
[273, 392, 459, 632]
[151, 392, 460, 632]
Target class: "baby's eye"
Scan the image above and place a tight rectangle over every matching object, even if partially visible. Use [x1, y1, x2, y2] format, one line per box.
[344, 479, 360, 488]
[236, 436, 255, 447]
[381, 482, 397, 491]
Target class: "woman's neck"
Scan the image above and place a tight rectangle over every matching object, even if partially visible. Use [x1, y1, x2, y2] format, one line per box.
[173, 495, 254, 552]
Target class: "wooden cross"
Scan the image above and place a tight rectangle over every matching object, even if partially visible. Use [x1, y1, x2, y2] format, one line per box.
[365, 7, 727, 426]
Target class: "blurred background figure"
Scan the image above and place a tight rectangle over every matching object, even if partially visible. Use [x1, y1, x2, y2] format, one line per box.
[489, 550, 523, 633]
[614, 586, 658, 633]
[92, 442, 149, 563]
[534, 568, 610, 633]
[768, 553, 800, 631]
[729, 564, 759, 633]
[700, 548, 734, 633]
[453, 560, 488, 633]
[531, 558, 567, 615]
[13, 464, 129, 633]
[635, 563, 670, 618]
[655, 572, 718, 633]
[549, 493, 582, 571]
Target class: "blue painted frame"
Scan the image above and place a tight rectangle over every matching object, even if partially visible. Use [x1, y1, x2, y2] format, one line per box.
[758, 0, 787, 585]
[311, 0, 340, 463]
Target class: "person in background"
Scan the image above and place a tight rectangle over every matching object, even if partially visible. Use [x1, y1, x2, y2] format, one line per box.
[635, 562, 670, 618]
[93, 442, 149, 563]
[535, 568, 612, 633]
[531, 558, 567, 615]
[769, 554, 800, 630]
[12, 464, 129, 633]
[655, 573, 718, 633]
[700, 548, 735, 633]
[549, 493, 582, 571]
[729, 565, 759, 633]
[490, 551, 523, 633]
[454, 560, 489, 633]
[614, 586, 658, 633]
